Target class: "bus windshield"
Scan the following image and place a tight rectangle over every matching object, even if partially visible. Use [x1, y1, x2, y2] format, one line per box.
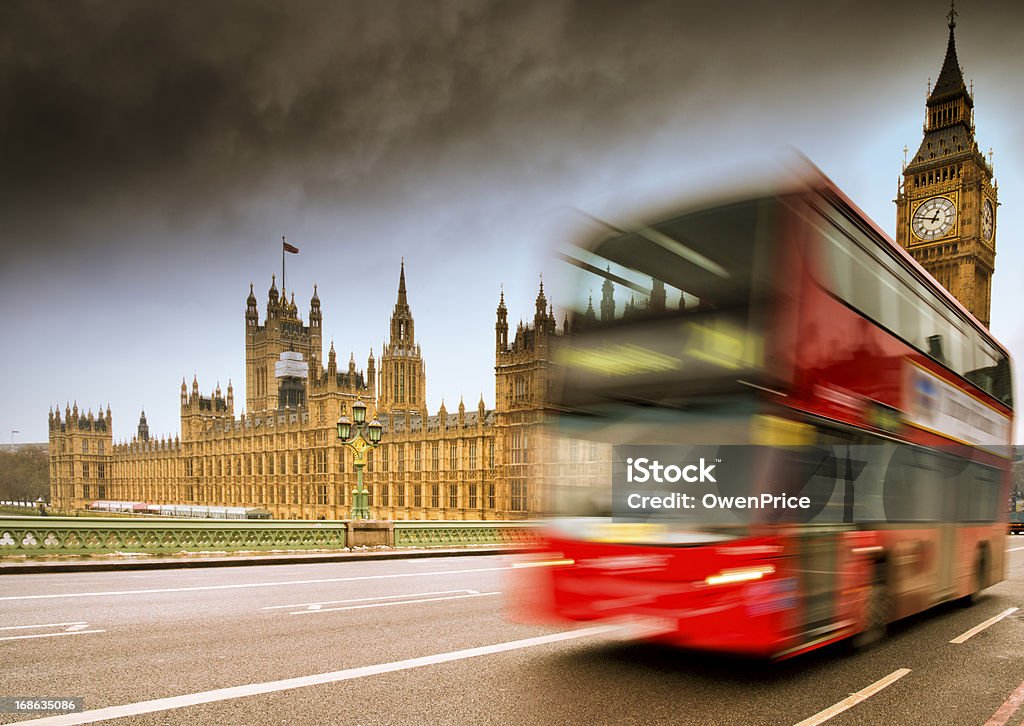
[553, 198, 782, 409]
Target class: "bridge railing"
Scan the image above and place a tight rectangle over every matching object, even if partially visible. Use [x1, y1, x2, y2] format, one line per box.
[393, 521, 541, 548]
[0, 517, 542, 556]
[0, 516, 348, 555]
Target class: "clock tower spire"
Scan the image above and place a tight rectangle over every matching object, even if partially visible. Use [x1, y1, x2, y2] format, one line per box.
[896, 2, 997, 328]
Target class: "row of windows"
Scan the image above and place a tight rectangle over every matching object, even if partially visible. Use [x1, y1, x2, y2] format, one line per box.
[74, 480, 529, 512]
[64, 439, 106, 455]
[180, 450, 363, 478]
[795, 429, 1003, 525]
[76, 463, 105, 479]
[379, 483, 498, 510]
[386, 441, 496, 472]
[811, 200, 1011, 406]
[910, 164, 962, 189]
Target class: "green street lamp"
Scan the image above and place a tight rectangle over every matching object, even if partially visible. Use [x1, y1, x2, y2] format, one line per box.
[337, 399, 383, 520]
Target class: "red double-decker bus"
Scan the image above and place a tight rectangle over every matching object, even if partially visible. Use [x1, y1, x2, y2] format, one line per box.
[523, 171, 1013, 658]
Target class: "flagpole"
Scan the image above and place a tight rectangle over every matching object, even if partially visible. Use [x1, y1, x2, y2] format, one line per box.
[282, 235, 286, 293]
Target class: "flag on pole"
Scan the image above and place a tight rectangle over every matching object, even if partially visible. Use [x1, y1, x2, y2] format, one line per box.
[283, 239, 299, 254]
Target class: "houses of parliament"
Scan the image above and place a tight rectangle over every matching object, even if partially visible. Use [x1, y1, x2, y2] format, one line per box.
[47, 8, 1000, 520]
[48, 262, 563, 520]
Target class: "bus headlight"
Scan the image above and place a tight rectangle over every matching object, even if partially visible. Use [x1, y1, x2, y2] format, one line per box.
[704, 565, 775, 586]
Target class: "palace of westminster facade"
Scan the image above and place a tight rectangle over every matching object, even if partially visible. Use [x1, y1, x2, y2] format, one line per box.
[48, 263, 563, 520]
[48, 10, 999, 520]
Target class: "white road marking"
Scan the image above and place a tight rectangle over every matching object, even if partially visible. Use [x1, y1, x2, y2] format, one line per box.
[0, 622, 87, 631]
[0, 565, 512, 602]
[792, 668, 912, 726]
[19, 625, 621, 725]
[262, 589, 483, 610]
[950, 607, 1019, 644]
[290, 591, 500, 614]
[1007, 546, 1024, 553]
[0, 630, 106, 642]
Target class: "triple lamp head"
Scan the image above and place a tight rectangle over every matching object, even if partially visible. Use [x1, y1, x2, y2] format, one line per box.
[336, 399, 382, 443]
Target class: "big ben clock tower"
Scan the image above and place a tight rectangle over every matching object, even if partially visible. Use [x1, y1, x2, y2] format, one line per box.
[896, 4, 997, 328]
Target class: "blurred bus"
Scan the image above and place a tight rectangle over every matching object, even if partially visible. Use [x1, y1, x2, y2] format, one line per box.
[527, 171, 1013, 658]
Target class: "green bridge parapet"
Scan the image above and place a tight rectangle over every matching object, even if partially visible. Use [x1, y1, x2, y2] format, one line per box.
[393, 520, 542, 548]
[0, 517, 543, 556]
[0, 516, 347, 555]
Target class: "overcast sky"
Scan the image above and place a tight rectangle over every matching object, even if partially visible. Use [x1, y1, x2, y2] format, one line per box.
[2, 0, 1023, 444]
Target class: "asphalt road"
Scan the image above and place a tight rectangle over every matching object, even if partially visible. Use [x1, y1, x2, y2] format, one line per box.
[1, 543, 1023, 725]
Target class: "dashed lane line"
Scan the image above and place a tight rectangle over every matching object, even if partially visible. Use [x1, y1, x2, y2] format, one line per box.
[0, 630, 106, 642]
[792, 668, 912, 726]
[288, 591, 500, 615]
[950, 607, 1019, 644]
[261, 589, 481, 610]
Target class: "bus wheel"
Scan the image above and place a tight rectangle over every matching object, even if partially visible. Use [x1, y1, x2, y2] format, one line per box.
[959, 546, 988, 607]
[850, 574, 888, 650]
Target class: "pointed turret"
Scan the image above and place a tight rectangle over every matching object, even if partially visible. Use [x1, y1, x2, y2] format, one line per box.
[929, 5, 968, 105]
[650, 278, 667, 312]
[601, 268, 615, 321]
[535, 276, 547, 319]
[496, 287, 509, 353]
[267, 274, 279, 316]
[397, 258, 408, 307]
[378, 259, 425, 415]
[137, 409, 150, 443]
[246, 282, 258, 326]
[309, 284, 321, 328]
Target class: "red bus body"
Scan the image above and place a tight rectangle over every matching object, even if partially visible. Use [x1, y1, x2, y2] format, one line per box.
[524, 175, 1013, 659]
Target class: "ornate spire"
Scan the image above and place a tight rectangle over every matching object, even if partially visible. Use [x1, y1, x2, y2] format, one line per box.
[929, 1, 967, 103]
[535, 275, 547, 316]
[397, 258, 408, 307]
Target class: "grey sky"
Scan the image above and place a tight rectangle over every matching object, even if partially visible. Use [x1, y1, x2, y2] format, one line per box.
[2, 0, 1023, 443]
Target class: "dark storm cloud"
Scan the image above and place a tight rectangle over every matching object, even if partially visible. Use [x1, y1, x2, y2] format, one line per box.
[1, 0, 1015, 259]
[0, 1, 864, 238]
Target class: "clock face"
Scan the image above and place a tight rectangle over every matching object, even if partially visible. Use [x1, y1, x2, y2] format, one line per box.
[912, 196, 957, 241]
[982, 199, 994, 241]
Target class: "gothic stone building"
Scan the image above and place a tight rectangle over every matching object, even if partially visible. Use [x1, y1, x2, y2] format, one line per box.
[896, 9, 998, 327]
[48, 264, 561, 520]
